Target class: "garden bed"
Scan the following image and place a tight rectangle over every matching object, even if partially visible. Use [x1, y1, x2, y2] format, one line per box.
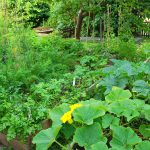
[33, 27, 53, 36]
[0, 120, 51, 150]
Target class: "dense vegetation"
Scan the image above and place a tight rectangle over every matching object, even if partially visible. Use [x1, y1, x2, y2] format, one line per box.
[0, 0, 150, 150]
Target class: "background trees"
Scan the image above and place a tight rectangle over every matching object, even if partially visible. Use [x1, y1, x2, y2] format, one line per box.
[7, 0, 50, 27]
[3, 0, 150, 39]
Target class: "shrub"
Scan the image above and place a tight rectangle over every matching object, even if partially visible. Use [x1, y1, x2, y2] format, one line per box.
[7, 0, 50, 27]
[105, 36, 137, 60]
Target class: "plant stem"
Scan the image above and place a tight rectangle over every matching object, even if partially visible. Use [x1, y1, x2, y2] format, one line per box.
[55, 140, 67, 150]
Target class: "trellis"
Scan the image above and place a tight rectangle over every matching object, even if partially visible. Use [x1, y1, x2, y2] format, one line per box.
[141, 20, 150, 38]
[78, 2, 114, 43]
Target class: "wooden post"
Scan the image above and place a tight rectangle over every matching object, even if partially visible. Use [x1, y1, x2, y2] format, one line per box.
[75, 9, 83, 40]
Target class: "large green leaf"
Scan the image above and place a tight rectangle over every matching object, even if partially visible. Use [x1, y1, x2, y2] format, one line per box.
[110, 148, 128, 150]
[99, 75, 128, 94]
[73, 123, 106, 148]
[143, 104, 150, 121]
[108, 99, 143, 121]
[135, 141, 150, 150]
[132, 80, 150, 97]
[102, 59, 135, 76]
[73, 104, 106, 125]
[32, 125, 62, 150]
[102, 114, 120, 129]
[49, 103, 70, 125]
[139, 124, 150, 138]
[80, 100, 106, 106]
[90, 142, 109, 150]
[110, 126, 142, 149]
[105, 87, 132, 103]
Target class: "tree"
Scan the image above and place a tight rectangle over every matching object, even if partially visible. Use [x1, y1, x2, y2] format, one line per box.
[7, 0, 50, 27]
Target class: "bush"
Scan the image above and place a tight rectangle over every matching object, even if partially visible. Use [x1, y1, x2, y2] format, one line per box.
[7, 0, 50, 27]
[137, 40, 150, 61]
[105, 36, 137, 60]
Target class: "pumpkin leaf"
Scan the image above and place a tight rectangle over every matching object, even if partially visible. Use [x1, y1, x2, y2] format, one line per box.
[102, 114, 120, 129]
[110, 126, 141, 149]
[90, 141, 109, 150]
[49, 103, 70, 125]
[73, 123, 106, 148]
[73, 104, 106, 125]
[135, 141, 150, 150]
[105, 87, 132, 103]
[32, 125, 62, 150]
[139, 124, 150, 138]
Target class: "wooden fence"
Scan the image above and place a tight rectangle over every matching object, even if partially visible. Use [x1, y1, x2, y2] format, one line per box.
[140, 21, 150, 38]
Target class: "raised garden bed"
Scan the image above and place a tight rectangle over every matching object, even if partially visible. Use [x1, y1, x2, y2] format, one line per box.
[0, 120, 51, 150]
[33, 27, 53, 36]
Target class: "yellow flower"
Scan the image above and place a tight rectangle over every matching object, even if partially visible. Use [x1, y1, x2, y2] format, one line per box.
[70, 103, 82, 112]
[68, 118, 73, 124]
[60, 103, 82, 124]
[60, 111, 72, 124]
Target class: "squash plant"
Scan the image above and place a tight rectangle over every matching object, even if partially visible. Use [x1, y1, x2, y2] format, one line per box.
[33, 87, 150, 150]
[99, 59, 150, 102]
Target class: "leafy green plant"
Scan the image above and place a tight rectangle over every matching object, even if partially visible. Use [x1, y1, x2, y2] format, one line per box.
[105, 36, 137, 60]
[99, 59, 150, 102]
[0, 26, 106, 144]
[33, 87, 150, 150]
[7, 0, 50, 27]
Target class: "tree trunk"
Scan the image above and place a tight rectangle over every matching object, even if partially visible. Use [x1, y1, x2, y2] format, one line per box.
[75, 9, 83, 40]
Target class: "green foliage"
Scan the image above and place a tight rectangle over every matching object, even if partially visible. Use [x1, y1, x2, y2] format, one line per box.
[102, 114, 119, 129]
[90, 142, 109, 150]
[0, 1, 150, 149]
[135, 141, 150, 150]
[73, 123, 106, 149]
[32, 124, 62, 150]
[133, 80, 150, 98]
[47, 0, 150, 38]
[105, 86, 132, 102]
[105, 37, 137, 60]
[99, 59, 150, 102]
[0, 24, 107, 143]
[33, 88, 150, 150]
[139, 125, 150, 138]
[137, 40, 150, 61]
[49, 103, 70, 126]
[73, 101, 106, 125]
[1, 29, 149, 143]
[110, 126, 142, 149]
[7, 0, 50, 27]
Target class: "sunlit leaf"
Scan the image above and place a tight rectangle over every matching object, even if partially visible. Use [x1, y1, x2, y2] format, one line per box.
[73, 104, 106, 125]
[105, 87, 132, 103]
[73, 123, 106, 148]
[110, 126, 142, 149]
[32, 125, 62, 150]
[135, 141, 150, 150]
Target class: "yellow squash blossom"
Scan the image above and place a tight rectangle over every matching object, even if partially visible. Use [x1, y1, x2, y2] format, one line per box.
[70, 103, 82, 112]
[60, 111, 73, 124]
[60, 103, 82, 124]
